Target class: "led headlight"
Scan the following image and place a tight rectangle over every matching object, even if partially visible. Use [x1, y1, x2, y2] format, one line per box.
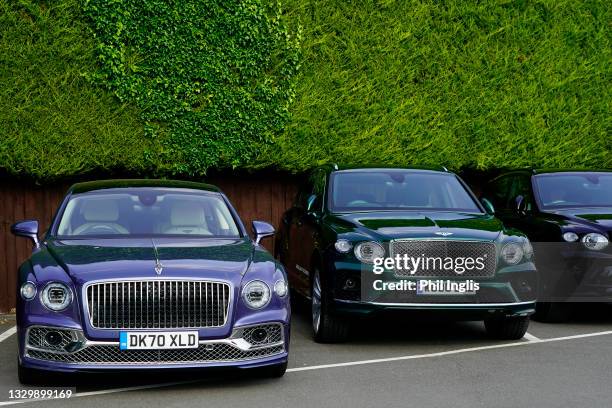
[41, 282, 72, 311]
[274, 279, 288, 297]
[20, 282, 37, 300]
[501, 243, 524, 265]
[581, 233, 609, 251]
[354, 241, 385, 264]
[563, 232, 579, 242]
[242, 280, 271, 309]
[334, 239, 352, 253]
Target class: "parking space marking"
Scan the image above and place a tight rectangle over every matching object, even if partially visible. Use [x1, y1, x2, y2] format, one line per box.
[0, 327, 16, 343]
[0, 329, 610, 407]
[286, 330, 611, 373]
[523, 332, 540, 342]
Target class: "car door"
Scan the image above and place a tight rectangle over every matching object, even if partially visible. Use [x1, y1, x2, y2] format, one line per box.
[283, 178, 315, 296]
[293, 170, 326, 294]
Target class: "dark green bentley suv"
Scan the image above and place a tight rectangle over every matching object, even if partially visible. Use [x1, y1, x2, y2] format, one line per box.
[277, 166, 537, 342]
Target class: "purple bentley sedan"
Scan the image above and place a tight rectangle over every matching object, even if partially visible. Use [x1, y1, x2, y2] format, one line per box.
[11, 180, 290, 384]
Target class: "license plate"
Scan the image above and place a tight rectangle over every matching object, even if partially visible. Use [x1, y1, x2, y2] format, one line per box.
[119, 331, 199, 350]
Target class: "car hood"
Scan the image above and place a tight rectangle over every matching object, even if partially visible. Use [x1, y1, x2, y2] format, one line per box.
[546, 207, 612, 232]
[328, 211, 503, 241]
[45, 237, 254, 286]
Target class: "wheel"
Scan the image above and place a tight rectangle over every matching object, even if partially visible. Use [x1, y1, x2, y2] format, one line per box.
[18, 362, 41, 385]
[311, 268, 349, 343]
[532, 302, 569, 323]
[260, 361, 287, 378]
[484, 316, 530, 340]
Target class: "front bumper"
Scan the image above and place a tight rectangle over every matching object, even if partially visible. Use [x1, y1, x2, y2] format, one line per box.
[332, 298, 536, 320]
[20, 323, 288, 373]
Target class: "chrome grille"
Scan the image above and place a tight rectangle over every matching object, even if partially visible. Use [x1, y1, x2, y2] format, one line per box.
[390, 239, 497, 278]
[86, 280, 231, 329]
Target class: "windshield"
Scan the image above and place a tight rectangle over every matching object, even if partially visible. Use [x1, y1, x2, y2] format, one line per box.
[329, 171, 481, 212]
[534, 172, 612, 209]
[56, 188, 241, 238]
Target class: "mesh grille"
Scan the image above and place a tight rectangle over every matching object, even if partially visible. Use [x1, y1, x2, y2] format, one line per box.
[241, 324, 283, 345]
[390, 240, 497, 278]
[86, 280, 230, 329]
[27, 344, 284, 365]
[27, 327, 76, 351]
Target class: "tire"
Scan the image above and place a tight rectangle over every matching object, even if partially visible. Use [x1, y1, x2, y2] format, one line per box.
[311, 268, 349, 343]
[261, 361, 287, 378]
[18, 362, 41, 385]
[532, 302, 569, 323]
[484, 316, 530, 340]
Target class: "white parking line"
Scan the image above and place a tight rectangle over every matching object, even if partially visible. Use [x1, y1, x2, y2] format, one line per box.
[0, 329, 611, 406]
[286, 330, 611, 373]
[0, 327, 16, 343]
[523, 332, 541, 342]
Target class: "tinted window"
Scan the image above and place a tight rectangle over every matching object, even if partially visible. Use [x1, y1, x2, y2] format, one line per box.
[534, 173, 612, 208]
[56, 188, 240, 238]
[329, 171, 481, 212]
[486, 175, 514, 211]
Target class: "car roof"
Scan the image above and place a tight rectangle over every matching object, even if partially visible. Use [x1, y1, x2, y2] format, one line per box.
[318, 164, 450, 174]
[532, 168, 612, 175]
[68, 179, 221, 194]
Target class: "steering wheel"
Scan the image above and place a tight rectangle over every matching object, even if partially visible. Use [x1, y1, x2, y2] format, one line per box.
[77, 224, 126, 235]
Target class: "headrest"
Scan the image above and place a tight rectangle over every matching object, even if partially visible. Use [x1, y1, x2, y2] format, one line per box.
[170, 201, 206, 227]
[81, 199, 119, 222]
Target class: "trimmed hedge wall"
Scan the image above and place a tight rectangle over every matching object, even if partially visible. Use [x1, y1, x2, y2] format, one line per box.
[1, 0, 610, 181]
[257, 0, 611, 171]
[0, 0, 154, 180]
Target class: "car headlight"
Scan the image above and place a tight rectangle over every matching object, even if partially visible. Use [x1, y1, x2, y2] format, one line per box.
[41, 282, 72, 311]
[242, 280, 271, 309]
[273, 279, 288, 297]
[20, 282, 37, 300]
[581, 233, 609, 251]
[354, 241, 385, 264]
[334, 239, 353, 253]
[563, 232, 579, 242]
[501, 243, 524, 265]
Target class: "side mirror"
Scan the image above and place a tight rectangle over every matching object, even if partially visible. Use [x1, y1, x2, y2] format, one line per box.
[306, 194, 319, 213]
[480, 198, 495, 215]
[515, 195, 527, 214]
[252, 220, 275, 245]
[11, 220, 40, 248]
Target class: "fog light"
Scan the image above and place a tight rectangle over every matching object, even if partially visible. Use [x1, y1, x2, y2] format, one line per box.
[251, 328, 268, 343]
[343, 278, 356, 290]
[44, 331, 63, 347]
[20, 282, 37, 300]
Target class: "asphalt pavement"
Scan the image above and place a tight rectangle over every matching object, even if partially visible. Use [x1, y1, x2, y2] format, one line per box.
[0, 303, 611, 408]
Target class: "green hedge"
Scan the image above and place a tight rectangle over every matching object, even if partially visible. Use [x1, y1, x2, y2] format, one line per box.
[83, 0, 300, 176]
[1, 0, 610, 181]
[0, 0, 154, 180]
[256, 0, 611, 171]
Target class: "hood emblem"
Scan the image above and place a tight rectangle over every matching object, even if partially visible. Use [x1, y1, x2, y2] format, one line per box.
[155, 260, 164, 275]
[152, 238, 163, 275]
[435, 231, 454, 237]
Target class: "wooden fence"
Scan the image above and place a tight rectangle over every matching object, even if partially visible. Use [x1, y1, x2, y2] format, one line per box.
[0, 173, 299, 313]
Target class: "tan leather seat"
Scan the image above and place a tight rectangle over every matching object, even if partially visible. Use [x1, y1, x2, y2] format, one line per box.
[164, 201, 212, 235]
[73, 199, 129, 235]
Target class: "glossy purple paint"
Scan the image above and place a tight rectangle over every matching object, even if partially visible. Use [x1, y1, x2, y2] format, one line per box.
[14, 181, 290, 374]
